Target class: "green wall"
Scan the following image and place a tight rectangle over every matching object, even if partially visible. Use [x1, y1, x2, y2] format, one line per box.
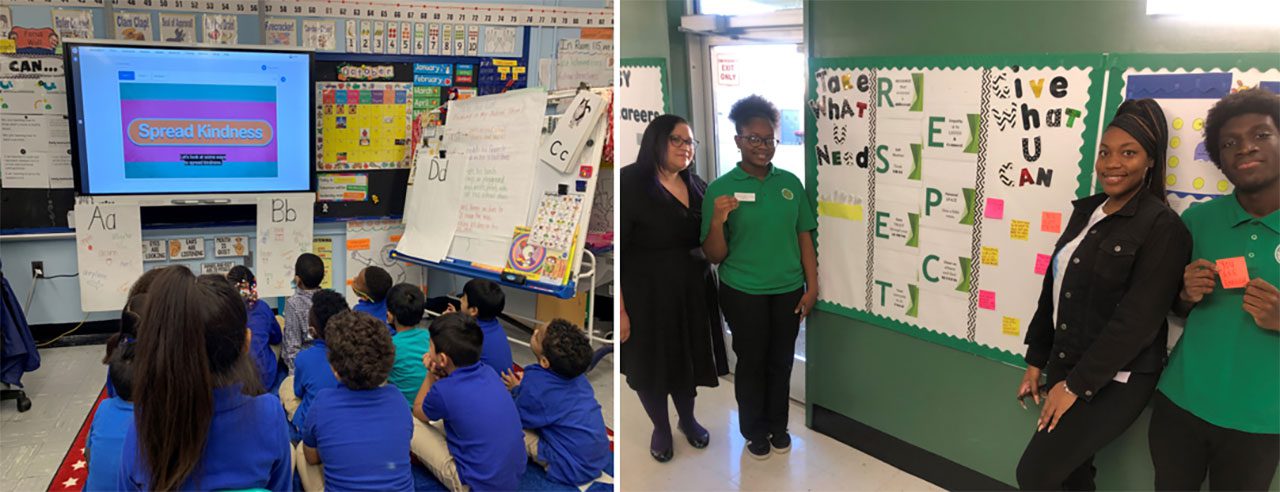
[805, 0, 1280, 489]
[619, 0, 691, 117]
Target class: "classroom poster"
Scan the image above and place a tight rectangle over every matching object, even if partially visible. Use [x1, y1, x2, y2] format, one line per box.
[317, 173, 369, 202]
[0, 55, 73, 189]
[810, 57, 1103, 363]
[483, 26, 517, 55]
[159, 13, 196, 43]
[618, 59, 668, 168]
[51, 9, 94, 41]
[264, 18, 296, 46]
[203, 14, 237, 45]
[302, 20, 336, 51]
[315, 81, 412, 170]
[344, 21, 357, 52]
[74, 201, 144, 312]
[344, 220, 424, 306]
[113, 12, 152, 41]
[0, 6, 12, 41]
[213, 236, 250, 257]
[556, 39, 612, 90]
[255, 194, 314, 298]
[312, 237, 333, 289]
[372, 21, 385, 53]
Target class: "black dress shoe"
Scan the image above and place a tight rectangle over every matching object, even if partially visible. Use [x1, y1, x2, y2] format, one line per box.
[650, 446, 673, 463]
[680, 423, 710, 449]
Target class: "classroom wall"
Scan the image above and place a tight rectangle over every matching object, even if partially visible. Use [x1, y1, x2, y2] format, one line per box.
[805, 1, 1280, 489]
[619, 0, 690, 117]
[0, 0, 607, 326]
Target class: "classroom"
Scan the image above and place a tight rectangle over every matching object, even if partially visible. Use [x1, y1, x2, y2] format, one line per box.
[0, 1, 616, 491]
[617, 0, 1278, 491]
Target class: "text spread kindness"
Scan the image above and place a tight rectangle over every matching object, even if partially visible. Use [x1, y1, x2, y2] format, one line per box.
[128, 119, 274, 146]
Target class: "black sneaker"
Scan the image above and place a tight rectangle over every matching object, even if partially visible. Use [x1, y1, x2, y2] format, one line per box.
[746, 440, 771, 460]
[769, 432, 791, 454]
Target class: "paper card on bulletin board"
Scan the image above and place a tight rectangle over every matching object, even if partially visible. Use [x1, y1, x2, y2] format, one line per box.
[255, 195, 314, 298]
[75, 202, 144, 312]
[344, 219, 423, 306]
[318, 173, 369, 202]
[555, 39, 612, 90]
[312, 237, 333, 289]
[618, 59, 669, 169]
[315, 81, 412, 171]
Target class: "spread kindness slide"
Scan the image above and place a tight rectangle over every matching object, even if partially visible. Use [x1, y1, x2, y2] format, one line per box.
[120, 83, 279, 178]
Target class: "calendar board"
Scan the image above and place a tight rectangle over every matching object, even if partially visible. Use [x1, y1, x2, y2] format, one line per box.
[315, 81, 412, 171]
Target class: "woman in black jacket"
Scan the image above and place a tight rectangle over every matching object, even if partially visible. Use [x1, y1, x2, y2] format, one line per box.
[1014, 99, 1191, 490]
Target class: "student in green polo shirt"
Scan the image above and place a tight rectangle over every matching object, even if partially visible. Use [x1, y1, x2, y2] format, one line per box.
[701, 95, 819, 461]
[1150, 88, 1280, 491]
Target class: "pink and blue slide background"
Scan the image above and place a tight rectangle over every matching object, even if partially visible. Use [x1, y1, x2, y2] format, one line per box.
[119, 83, 279, 178]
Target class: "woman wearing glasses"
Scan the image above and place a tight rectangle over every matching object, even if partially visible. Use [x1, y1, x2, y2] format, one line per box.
[620, 114, 729, 462]
[702, 95, 818, 460]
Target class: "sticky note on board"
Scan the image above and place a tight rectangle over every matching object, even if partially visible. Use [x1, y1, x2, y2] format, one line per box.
[1041, 211, 1062, 233]
[1011, 220, 1030, 240]
[979, 290, 996, 310]
[1034, 253, 1051, 275]
[1216, 256, 1249, 289]
[1002, 316, 1020, 336]
[346, 238, 371, 251]
[980, 246, 999, 266]
[984, 198, 1005, 219]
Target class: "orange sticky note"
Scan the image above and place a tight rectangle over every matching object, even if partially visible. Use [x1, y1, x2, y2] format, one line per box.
[390, 234, 403, 243]
[1041, 211, 1062, 233]
[346, 238, 371, 251]
[1216, 256, 1249, 289]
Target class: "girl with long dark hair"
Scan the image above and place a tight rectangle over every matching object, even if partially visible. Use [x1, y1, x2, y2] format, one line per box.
[227, 265, 284, 391]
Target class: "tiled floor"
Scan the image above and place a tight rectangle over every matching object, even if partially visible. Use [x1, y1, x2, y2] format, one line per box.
[0, 325, 614, 492]
[618, 378, 941, 491]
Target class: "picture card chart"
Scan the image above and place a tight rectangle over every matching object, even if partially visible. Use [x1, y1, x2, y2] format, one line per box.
[1118, 66, 1280, 214]
[343, 219, 424, 306]
[316, 82, 412, 171]
[74, 201, 144, 312]
[530, 193, 584, 252]
[255, 194, 315, 298]
[809, 56, 1103, 362]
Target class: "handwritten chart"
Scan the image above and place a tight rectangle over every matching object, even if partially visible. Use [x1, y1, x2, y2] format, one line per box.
[255, 194, 315, 298]
[75, 202, 143, 312]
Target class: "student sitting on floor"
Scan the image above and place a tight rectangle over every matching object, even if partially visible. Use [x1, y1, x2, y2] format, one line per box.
[446, 279, 513, 375]
[411, 313, 526, 492]
[387, 283, 431, 405]
[282, 253, 326, 371]
[296, 311, 414, 491]
[280, 289, 347, 441]
[103, 267, 163, 398]
[227, 265, 284, 392]
[351, 265, 393, 334]
[85, 342, 137, 491]
[120, 267, 291, 491]
[502, 319, 611, 487]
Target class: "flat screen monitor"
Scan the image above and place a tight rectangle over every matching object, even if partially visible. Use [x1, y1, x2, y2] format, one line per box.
[64, 42, 315, 195]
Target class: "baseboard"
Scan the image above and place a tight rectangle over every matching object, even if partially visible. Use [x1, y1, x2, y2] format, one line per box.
[31, 321, 116, 347]
[811, 404, 1015, 491]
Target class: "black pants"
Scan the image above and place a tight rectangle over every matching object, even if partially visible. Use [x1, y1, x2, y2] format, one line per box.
[1016, 372, 1158, 491]
[718, 282, 803, 443]
[1149, 391, 1280, 491]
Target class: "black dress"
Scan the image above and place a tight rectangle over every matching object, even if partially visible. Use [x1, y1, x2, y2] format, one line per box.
[620, 164, 729, 394]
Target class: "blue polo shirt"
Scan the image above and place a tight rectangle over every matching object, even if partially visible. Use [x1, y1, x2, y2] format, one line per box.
[390, 328, 431, 405]
[478, 318, 514, 375]
[118, 385, 291, 491]
[247, 301, 282, 391]
[85, 397, 133, 492]
[513, 364, 610, 486]
[353, 299, 393, 335]
[303, 384, 414, 491]
[422, 363, 526, 491]
[292, 340, 341, 435]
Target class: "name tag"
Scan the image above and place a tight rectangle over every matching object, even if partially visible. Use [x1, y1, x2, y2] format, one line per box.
[734, 192, 756, 202]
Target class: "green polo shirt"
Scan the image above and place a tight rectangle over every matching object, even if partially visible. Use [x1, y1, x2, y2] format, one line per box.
[1159, 193, 1280, 434]
[389, 328, 430, 405]
[701, 163, 817, 295]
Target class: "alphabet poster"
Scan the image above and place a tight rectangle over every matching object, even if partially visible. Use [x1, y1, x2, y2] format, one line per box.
[74, 201, 144, 312]
[343, 219, 424, 306]
[255, 194, 315, 298]
[810, 55, 1104, 362]
[315, 81, 412, 171]
[398, 153, 465, 263]
[618, 59, 669, 167]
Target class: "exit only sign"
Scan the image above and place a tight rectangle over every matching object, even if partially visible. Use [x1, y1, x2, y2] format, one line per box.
[714, 52, 738, 86]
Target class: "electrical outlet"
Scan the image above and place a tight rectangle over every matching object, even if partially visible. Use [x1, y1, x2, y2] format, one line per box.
[31, 261, 44, 278]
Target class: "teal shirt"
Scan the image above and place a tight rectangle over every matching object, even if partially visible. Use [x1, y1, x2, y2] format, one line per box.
[701, 163, 817, 295]
[1159, 194, 1280, 434]
[389, 328, 430, 405]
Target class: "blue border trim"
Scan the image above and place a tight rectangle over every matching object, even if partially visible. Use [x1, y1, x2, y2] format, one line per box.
[390, 248, 578, 299]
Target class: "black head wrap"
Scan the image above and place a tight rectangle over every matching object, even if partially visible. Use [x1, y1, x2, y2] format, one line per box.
[1107, 98, 1169, 202]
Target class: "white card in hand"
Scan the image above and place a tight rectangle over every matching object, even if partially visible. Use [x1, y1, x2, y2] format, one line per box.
[734, 192, 756, 202]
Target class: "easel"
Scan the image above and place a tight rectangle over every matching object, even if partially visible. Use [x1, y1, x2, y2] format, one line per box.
[393, 86, 613, 347]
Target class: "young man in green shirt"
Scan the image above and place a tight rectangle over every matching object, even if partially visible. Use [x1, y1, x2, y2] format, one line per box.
[1150, 88, 1280, 491]
[702, 95, 819, 460]
[386, 283, 431, 405]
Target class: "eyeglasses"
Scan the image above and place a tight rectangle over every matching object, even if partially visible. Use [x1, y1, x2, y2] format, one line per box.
[738, 135, 780, 148]
[668, 135, 699, 149]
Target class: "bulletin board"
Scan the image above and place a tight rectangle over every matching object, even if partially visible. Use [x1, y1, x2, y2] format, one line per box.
[809, 52, 1280, 365]
[808, 54, 1106, 365]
